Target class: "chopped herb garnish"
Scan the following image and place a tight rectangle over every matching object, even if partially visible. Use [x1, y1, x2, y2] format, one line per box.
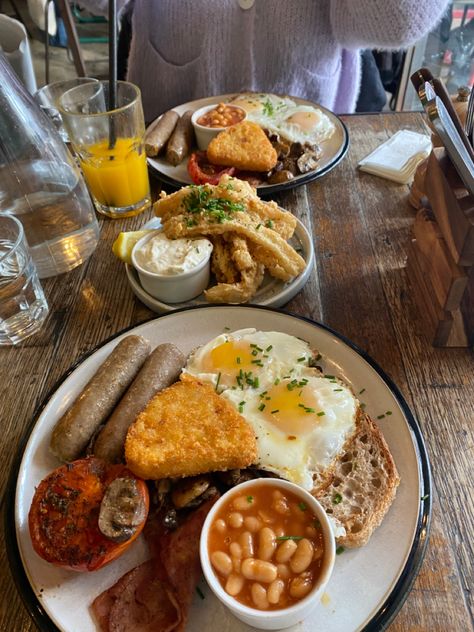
[274, 378, 280, 386]
[360, 403, 366, 409]
[386, 410, 392, 416]
[421, 494, 430, 501]
[266, 220, 274, 229]
[359, 388, 366, 394]
[247, 495, 253, 504]
[223, 326, 230, 331]
[258, 403, 266, 411]
[256, 223, 262, 230]
[333, 493, 343, 504]
[215, 372, 221, 392]
[324, 374, 335, 379]
[377, 414, 385, 419]
[236, 356, 241, 364]
[271, 409, 280, 414]
[259, 390, 267, 398]
[336, 546, 345, 555]
[298, 502, 307, 511]
[266, 345, 273, 352]
[276, 535, 303, 541]
[317, 411, 325, 417]
[262, 99, 274, 117]
[297, 356, 306, 362]
[333, 388, 343, 392]
[315, 353, 322, 361]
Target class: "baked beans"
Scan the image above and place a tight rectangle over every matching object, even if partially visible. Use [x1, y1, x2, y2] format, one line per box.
[207, 483, 325, 611]
[196, 103, 245, 128]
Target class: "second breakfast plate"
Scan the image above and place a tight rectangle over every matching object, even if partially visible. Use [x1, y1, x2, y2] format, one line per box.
[147, 94, 349, 195]
[7, 306, 430, 632]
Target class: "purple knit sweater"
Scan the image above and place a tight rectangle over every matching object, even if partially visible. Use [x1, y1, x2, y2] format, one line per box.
[127, 0, 449, 121]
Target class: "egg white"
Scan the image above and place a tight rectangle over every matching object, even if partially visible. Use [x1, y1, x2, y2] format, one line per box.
[184, 329, 359, 490]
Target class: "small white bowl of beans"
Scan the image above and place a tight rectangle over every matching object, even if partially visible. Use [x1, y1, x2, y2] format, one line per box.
[200, 478, 336, 630]
[191, 102, 247, 150]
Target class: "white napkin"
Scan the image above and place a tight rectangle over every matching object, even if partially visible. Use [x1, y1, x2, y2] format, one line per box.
[358, 129, 432, 184]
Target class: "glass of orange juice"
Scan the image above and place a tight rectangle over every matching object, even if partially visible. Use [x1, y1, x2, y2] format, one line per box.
[59, 81, 151, 219]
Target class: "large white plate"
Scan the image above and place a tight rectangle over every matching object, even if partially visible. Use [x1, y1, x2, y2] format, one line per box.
[147, 94, 349, 196]
[125, 217, 314, 313]
[8, 306, 431, 632]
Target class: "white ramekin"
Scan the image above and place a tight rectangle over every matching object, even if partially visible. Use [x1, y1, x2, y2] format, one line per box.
[131, 232, 212, 303]
[200, 477, 336, 630]
[191, 104, 247, 151]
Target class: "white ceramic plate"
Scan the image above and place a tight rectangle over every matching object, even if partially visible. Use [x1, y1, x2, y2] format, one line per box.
[7, 306, 431, 632]
[147, 94, 349, 196]
[125, 217, 314, 312]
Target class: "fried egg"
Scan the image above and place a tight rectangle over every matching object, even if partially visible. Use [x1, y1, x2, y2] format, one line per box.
[231, 93, 296, 130]
[184, 329, 358, 490]
[275, 105, 335, 145]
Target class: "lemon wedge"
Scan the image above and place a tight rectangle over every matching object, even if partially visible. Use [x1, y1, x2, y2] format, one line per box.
[112, 230, 156, 264]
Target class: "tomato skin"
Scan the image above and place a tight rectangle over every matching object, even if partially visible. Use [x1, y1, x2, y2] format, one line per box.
[187, 151, 236, 185]
[28, 457, 149, 572]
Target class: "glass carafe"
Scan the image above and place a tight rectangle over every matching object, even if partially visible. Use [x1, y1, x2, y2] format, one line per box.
[0, 52, 100, 278]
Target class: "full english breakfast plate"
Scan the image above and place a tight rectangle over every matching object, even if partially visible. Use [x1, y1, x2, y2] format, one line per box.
[7, 306, 430, 632]
[146, 93, 349, 195]
[124, 215, 314, 312]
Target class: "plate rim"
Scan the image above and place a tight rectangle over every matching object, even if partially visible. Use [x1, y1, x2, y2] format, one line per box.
[146, 93, 350, 196]
[124, 217, 315, 313]
[5, 304, 431, 632]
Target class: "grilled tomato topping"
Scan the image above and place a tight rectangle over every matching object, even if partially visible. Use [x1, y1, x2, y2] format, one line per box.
[28, 457, 149, 572]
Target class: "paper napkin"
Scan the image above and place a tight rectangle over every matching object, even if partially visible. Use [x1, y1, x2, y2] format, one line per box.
[358, 130, 432, 184]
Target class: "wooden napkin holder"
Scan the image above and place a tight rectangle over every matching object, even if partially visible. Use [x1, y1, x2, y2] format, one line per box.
[407, 147, 474, 347]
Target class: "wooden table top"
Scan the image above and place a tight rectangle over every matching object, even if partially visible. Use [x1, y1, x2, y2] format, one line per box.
[1, 112, 473, 632]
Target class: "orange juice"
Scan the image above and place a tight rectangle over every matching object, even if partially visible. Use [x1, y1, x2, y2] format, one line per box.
[79, 137, 150, 211]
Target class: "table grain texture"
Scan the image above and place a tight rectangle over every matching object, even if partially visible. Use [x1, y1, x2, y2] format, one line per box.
[1, 112, 473, 632]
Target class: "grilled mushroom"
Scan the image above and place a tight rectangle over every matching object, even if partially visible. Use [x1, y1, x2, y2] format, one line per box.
[98, 477, 148, 542]
[171, 475, 212, 509]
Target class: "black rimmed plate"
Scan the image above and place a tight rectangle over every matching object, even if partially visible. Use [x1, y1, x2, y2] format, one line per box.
[6, 306, 430, 632]
[147, 94, 349, 196]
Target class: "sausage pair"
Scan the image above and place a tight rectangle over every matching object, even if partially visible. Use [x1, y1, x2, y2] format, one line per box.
[145, 109, 195, 166]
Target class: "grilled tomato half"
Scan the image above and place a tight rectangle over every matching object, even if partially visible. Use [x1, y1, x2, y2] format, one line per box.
[28, 457, 149, 572]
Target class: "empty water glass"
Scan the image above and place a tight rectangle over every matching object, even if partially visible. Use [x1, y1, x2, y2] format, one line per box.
[0, 214, 48, 345]
[34, 77, 99, 143]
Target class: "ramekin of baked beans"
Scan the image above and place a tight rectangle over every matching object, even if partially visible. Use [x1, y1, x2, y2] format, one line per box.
[191, 103, 247, 150]
[200, 478, 336, 630]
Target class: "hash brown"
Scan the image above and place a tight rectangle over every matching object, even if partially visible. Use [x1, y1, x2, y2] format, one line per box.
[207, 121, 278, 172]
[124, 376, 258, 479]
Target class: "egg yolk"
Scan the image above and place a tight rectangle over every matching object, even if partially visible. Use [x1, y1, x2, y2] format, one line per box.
[261, 381, 322, 434]
[202, 340, 267, 386]
[285, 111, 321, 132]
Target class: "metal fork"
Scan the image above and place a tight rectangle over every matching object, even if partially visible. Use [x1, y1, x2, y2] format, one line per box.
[464, 86, 474, 147]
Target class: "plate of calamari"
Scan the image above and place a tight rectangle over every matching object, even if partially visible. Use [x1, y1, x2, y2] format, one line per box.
[123, 175, 314, 312]
[145, 92, 349, 195]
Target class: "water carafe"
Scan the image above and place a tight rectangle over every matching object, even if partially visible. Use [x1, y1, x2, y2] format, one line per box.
[0, 51, 100, 278]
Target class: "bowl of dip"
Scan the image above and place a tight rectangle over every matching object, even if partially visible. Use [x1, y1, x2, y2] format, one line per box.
[131, 231, 213, 303]
[200, 478, 336, 630]
[191, 103, 247, 150]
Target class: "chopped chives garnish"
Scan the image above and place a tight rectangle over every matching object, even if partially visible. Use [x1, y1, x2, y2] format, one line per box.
[333, 388, 343, 392]
[377, 414, 385, 419]
[236, 357, 241, 364]
[386, 410, 392, 415]
[297, 356, 306, 362]
[421, 494, 430, 501]
[276, 535, 303, 541]
[259, 391, 267, 398]
[324, 374, 335, 379]
[333, 493, 342, 504]
[196, 586, 205, 599]
[305, 408, 316, 413]
[336, 546, 345, 555]
[359, 388, 366, 394]
[317, 411, 325, 417]
[298, 502, 307, 511]
[266, 345, 273, 352]
[215, 372, 221, 391]
[258, 403, 265, 411]
[271, 409, 279, 414]
[274, 378, 280, 385]
[247, 495, 253, 503]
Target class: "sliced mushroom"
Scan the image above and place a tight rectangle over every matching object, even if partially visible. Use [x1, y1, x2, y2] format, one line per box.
[218, 469, 258, 487]
[267, 169, 295, 185]
[297, 151, 320, 174]
[98, 477, 147, 543]
[171, 475, 211, 509]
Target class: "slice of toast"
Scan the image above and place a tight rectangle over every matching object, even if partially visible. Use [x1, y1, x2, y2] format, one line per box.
[314, 413, 400, 548]
[125, 376, 258, 480]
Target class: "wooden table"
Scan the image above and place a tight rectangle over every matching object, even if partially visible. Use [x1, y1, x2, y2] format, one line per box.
[1, 112, 473, 632]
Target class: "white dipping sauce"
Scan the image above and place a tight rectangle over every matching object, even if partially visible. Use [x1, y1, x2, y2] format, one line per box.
[134, 232, 213, 275]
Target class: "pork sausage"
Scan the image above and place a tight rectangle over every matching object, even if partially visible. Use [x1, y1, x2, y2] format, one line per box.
[50, 335, 151, 462]
[165, 110, 195, 166]
[93, 343, 185, 463]
[145, 110, 180, 157]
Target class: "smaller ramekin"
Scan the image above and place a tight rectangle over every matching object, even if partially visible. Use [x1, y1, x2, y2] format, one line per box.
[200, 478, 336, 630]
[191, 104, 247, 151]
[131, 232, 212, 303]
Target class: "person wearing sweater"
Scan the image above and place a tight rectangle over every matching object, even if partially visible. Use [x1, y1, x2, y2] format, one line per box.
[126, 0, 450, 122]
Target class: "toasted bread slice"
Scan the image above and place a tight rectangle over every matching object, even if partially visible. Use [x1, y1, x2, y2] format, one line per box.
[207, 121, 278, 172]
[314, 413, 400, 548]
[125, 376, 258, 480]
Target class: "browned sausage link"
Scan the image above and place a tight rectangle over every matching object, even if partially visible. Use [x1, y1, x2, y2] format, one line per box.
[165, 110, 195, 166]
[145, 110, 180, 157]
[93, 343, 185, 463]
[50, 336, 151, 462]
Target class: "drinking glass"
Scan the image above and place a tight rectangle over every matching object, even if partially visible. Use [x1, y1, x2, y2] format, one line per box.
[34, 77, 99, 143]
[0, 214, 48, 345]
[59, 81, 151, 219]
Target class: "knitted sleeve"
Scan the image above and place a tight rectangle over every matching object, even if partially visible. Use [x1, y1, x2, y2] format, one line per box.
[330, 0, 450, 49]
